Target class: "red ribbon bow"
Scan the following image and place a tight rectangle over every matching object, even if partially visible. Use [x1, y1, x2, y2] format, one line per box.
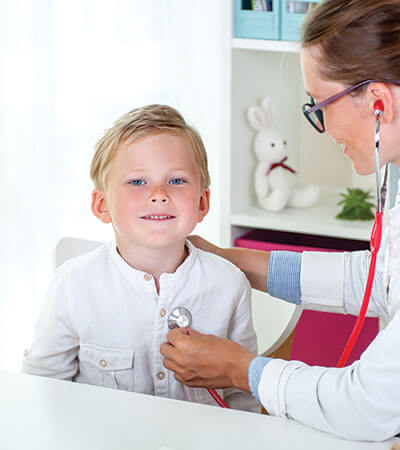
[267, 157, 296, 175]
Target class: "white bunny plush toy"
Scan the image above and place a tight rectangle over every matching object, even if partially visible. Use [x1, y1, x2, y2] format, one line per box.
[247, 96, 320, 212]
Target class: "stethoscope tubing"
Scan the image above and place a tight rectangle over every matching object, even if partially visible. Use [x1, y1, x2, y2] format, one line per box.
[337, 211, 383, 367]
[337, 110, 387, 367]
[207, 387, 230, 408]
[167, 307, 230, 408]
[375, 113, 382, 212]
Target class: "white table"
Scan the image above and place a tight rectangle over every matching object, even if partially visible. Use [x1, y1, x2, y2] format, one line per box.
[0, 371, 397, 450]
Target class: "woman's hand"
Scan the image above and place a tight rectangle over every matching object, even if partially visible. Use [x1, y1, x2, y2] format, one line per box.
[160, 328, 255, 393]
[188, 235, 269, 292]
[187, 235, 222, 257]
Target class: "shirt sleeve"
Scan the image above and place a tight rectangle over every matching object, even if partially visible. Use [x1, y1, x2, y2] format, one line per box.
[223, 274, 261, 413]
[256, 236, 399, 441]
[301, 245, 387, 319]
[22, 272, 79, 380]
[267, 236, 387, 317]
[257, 312, 400, 441]
[267, 251, 302, 305]
[248, 356, 271, 403]
[246, 251, 300, 406]
[342, 232, 388, 319]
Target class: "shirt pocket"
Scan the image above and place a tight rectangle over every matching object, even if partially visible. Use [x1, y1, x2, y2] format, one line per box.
[78, 344, 134, 391]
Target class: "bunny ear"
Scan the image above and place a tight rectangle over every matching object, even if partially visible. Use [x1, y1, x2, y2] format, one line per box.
[246, 106, 269, 131]
[261, 97, 276, 126]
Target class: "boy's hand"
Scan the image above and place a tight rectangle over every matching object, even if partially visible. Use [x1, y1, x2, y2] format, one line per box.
[160, 328, 254, 393]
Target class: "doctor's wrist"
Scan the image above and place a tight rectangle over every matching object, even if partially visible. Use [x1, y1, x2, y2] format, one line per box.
[226, 341, 254, 394]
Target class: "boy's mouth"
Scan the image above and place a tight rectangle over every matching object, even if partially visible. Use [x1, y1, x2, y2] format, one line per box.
[141, 215, 176, 221]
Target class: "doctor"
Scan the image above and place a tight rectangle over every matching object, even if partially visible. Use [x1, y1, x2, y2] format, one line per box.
[161, 0, 400, 442]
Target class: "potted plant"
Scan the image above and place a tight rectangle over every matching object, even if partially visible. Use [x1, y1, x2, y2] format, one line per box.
[336, 188, 375, 221]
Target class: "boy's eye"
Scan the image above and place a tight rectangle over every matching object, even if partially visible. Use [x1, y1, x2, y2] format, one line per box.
[169, 178, 184, 185]
[130, 179, 145, 186]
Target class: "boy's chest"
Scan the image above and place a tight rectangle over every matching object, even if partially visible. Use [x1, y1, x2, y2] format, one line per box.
[73, 277, 235, 401]
[73, 277, 234, 347]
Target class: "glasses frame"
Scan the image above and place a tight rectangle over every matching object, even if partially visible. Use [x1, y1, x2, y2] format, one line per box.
[302, 79, 400, 133]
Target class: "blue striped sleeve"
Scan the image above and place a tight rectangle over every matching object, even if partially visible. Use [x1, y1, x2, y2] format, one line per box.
[267, 251, 302, 305]
[248, 356, 271, 403]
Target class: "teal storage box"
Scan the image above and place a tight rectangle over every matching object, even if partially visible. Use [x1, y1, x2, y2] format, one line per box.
[280, 1, 322, 41]
[234, 0, 281, 40]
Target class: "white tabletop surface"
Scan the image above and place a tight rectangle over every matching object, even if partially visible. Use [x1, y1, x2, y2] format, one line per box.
[0, 371, 397, 450]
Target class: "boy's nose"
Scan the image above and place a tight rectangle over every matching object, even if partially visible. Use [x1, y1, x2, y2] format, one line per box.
[149, 189, 169, 204]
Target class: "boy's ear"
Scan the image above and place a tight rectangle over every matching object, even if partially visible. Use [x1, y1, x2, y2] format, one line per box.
[197, 189, 210, 223]
[91, 190, 112, 224]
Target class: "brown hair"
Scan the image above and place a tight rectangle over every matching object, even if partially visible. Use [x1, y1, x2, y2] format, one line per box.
[301, 0, 400, 86]
[90, 104, 211, 192]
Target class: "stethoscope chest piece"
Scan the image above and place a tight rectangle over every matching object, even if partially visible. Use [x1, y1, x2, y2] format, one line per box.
[167, 307, 192, 329]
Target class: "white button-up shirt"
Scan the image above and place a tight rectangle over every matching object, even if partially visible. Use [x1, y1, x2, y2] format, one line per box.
[23, 240, 258, 412]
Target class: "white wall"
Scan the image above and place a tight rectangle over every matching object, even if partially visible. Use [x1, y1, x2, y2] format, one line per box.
[0, 0, 230, 371]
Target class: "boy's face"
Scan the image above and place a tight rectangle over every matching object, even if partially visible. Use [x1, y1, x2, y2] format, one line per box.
[92, 132, 210, 251]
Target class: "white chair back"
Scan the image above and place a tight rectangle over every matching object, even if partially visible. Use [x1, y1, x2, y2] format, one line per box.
[55, 237, 103, 268]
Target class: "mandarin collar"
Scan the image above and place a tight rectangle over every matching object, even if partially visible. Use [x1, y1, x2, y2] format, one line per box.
[108, 240, 198, 286]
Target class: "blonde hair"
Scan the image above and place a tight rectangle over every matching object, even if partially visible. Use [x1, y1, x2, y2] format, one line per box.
[90, 104, 211, 192]
[302, 0, 400, 87]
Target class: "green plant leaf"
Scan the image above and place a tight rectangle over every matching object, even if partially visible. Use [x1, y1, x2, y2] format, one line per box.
[336, 187, 375, 221]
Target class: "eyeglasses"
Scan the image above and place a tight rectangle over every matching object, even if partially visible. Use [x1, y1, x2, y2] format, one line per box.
[302, 79, 400, 133]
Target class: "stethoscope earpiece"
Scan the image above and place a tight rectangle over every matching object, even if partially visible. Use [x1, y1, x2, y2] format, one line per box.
[374, 99, 384, 116]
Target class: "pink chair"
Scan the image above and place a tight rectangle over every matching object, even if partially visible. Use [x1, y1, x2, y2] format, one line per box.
[235, 230, 379, 367]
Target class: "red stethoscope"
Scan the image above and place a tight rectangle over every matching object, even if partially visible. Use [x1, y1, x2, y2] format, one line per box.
[168, 102, 388, 407]
[337, 99, 388, 367]
[167, 307, 230, 407]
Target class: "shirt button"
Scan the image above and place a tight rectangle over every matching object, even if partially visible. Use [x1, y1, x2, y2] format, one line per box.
[157, 371, 165, 380]
[160, 309, 166, 317]
[144, 273, 152, 281]
[99, 359, 107, 368]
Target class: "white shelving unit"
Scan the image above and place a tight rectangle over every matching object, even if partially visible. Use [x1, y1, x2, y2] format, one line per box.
[232, 38, 299, 53]
[223, 3, 378, 354]
[223, 11, 375, 249]
[231, 185, 373, 241]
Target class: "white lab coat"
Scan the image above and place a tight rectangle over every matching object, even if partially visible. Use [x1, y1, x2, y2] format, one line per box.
[258, 200, 400, 441]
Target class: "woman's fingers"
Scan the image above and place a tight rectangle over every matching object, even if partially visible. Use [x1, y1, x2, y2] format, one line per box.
[162, 355, 189, 378]
[161, 338, 201, 386]
[187, 234, 207, 248]
[160, 329, 235, 388]
[161, 327, 254, 391]
[163, 328, 189, 351]
[161, 328, 201, 369]
[162, 356, 200, 385]
[173, 373, 203, 387]
[187, 235, 218, 254]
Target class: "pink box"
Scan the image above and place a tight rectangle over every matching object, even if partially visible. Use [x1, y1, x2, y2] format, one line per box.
[235, 230, 378, 367]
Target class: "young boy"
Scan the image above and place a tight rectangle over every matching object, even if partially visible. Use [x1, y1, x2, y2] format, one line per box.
[23, 105, 258, 412]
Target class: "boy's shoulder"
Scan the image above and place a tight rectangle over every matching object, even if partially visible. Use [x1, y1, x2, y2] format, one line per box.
[189, 241, 249, 286]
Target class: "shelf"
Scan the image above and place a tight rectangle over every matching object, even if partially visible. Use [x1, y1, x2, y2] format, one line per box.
[230, 185, 374, 242]
[232, 38, 300, 53]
